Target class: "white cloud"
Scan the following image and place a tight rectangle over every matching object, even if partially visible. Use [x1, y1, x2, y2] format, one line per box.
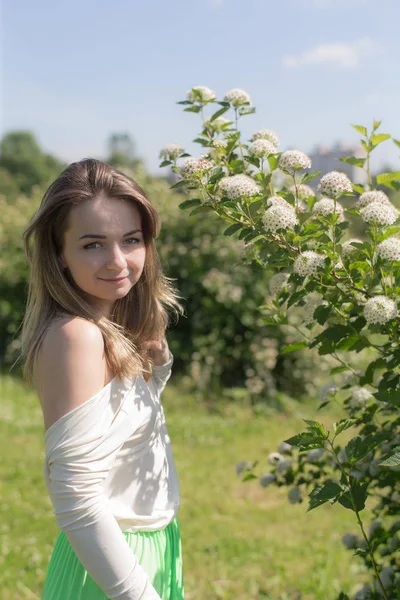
[209, 0, 224, 8]
[282, 38, 379, 69]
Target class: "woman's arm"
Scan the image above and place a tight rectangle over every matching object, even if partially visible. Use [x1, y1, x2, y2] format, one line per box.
[38, 318, 162, 600]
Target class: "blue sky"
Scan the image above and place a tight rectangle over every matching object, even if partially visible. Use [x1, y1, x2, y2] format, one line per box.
[2, 0, 400, 176]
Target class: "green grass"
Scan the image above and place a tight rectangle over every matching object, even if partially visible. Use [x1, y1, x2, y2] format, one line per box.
[0, 373, 373, 599]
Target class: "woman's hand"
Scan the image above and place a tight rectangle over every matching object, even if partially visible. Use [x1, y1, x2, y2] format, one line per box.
[142, 337, 170, 366]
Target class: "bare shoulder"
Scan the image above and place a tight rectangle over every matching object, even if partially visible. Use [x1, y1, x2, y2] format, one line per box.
[34, 316, 107, 433]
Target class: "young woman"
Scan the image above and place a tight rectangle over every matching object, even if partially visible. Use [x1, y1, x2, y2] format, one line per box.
[19, 158, 186, 599]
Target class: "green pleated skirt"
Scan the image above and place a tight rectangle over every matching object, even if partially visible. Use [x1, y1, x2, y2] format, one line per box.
[41, 516, 185, 599]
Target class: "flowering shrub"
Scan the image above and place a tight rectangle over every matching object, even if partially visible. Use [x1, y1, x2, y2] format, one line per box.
[160, 86, 400, 599]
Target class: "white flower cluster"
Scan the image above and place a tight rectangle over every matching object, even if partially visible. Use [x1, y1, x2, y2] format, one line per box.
[349, 387, 374, 409]
[288, 486, 302, 504]
[268, 452, 283, 464]
[289, 184, 315, 200]
[278, 441, 293, 454]
[305, 448, 325, 463]
[363, 295, 398, 325]
[159, 143, 184, 161]
[303, 292, 328, 324]
[224, 88, 251, 107]
[312, 197, 345, 221]
[343, 370, 364, 386]
[318, 382, 339, 402]
[248, 138, 277, 158]
[235, 460, 252, 475]
[266, 195, 291, 209]
[279, 150, 312, 172]
[205, 116, 230, 131]
[269, 272, 290, 295]
[356, 190, 392, 209]
[360, 202, 399, 226]
[376, 236, 400, 261]
[262, 204, 298, 233]
[180, 157, 213, 182]
[318, 171, 353, 198]
[218, 174, 260, 199]
[186, 86, 216, 103]
[342, 533, 358, 549]
[293, 251, 326, 277]
[259, 473, 276, 487]
[276, 459, 293, 474]
[212, 139, 228, 149]
[250, 129, 280, 148]
[341, 238, 364, 256]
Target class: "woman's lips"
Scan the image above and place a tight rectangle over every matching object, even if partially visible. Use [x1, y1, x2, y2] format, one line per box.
[99, 276, 127, 284]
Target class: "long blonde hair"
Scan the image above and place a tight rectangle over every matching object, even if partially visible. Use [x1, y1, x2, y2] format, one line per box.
[20, 158, 185, 385]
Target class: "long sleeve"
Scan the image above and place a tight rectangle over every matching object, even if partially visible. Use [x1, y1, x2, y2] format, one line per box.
[150, 350, 174, 398]
[43, 379, 162, 600]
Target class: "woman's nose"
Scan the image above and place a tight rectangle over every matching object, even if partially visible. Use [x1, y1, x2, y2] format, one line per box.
[106, 244, 128, 269]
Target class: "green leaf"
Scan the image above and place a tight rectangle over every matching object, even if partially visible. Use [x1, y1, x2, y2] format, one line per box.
[393, 138, 400, 149]
[284, 432, 325, 450]
[176, 100, 193, 105]
[303, 419, 328, 438]
[379, 446, 400, 467]
[338, 480, 368, 512]
[249, 199, 263, 218]
[237, 227, 252, 240]
[330, 366, 349, 375]
[208, 166, 224, 185]
[193, 137, 211, 147]
[223, 223, 243, 236]
[268, 155, 279, 171]
[373, 389, 400, 406]
[376, 172, 400, 189]
[337, 157, 366, 167]
[345, 432, 387, 464]
[242, 472, 258, 482]
[238, 106, 256, 116]
[314, 304, 331, 326]
[245, 155, 261, 168]
[334, 419, 356, 437]
[188, 205, 214, 216]
[362, 357, 386, 385]
[371, 133, 391, 147]
[352, 183, 365, 194]
[301, 170, 321, 184]
[351, 124, 367, 136]
[280, 341, 309, 354]
[178, 198, 202, 209]
[307, 481, 342, 511]
[184, 105, 202, 113]
[170, 179, 188, 189]
[159, 160, 172, 167]
[287, 289, 308, 309]
[210, 106, 230, 122]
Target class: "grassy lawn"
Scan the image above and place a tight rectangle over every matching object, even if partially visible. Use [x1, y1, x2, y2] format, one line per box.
[0, 373, 373, 599]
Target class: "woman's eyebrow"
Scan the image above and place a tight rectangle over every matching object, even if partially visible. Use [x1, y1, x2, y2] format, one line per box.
[79, 229, 142, 240]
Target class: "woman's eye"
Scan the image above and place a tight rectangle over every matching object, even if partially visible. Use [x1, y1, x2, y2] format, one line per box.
[83, 238, 140, 250]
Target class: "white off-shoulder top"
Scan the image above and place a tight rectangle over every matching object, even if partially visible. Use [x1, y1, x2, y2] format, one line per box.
[42, 350, 180, 600]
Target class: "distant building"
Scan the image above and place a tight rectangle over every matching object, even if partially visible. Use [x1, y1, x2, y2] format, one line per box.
[309, 142, 368, 186]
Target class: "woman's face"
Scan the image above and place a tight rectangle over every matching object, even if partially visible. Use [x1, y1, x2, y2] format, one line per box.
[59, 195, 146, 318]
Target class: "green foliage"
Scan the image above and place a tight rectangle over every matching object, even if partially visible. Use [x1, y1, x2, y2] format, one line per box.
[161, 90, 400, 599]
[0, 131, 65, 195]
